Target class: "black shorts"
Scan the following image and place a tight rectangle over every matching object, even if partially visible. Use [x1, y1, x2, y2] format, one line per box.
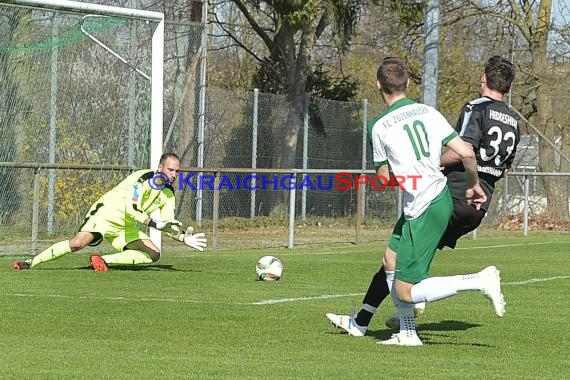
[438, 198, 485, 249]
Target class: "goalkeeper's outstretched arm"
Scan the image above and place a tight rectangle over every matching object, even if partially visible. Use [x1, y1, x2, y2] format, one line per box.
[167, 225, 208, 252]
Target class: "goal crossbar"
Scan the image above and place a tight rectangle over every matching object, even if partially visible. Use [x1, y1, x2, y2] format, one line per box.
[2, 0, 164, 21]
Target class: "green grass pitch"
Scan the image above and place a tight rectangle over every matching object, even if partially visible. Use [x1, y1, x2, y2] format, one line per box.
[1, 233, 569, 379]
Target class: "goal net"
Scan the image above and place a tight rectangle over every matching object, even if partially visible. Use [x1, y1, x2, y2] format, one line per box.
[0, 0, 163, 249]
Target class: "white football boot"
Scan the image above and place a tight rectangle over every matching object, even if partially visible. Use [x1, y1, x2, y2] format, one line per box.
[479, 266, 506, 317]
[378, 332, 423, 346]
[325, 313, 367, 337]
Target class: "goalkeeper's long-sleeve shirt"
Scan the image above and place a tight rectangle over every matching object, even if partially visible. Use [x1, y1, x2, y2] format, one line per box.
[93, 169, 175, 226]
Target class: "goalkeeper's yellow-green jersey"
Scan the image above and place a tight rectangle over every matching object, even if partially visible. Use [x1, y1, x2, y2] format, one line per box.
[93, 169, 175, 226]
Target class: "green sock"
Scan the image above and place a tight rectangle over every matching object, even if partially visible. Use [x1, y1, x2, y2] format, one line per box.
[101, 250, 153, 265]
[29, 240, 72, 268]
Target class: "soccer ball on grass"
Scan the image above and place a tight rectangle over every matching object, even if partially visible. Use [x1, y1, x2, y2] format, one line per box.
[256, 255, 283, 281]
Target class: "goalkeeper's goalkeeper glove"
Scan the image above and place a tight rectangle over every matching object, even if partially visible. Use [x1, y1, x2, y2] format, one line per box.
[174, 226, 207, 251]
[147, 219, 182, 232]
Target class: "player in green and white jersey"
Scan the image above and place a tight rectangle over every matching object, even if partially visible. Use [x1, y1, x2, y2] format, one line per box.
[381, 55, 519, 329]
[327, 57, 505, 346]
[13, 153, 207, 272]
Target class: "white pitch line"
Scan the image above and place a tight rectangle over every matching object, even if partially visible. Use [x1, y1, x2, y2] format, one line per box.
[2, 274, 569, 306]
[278, 241, 568, 255]
[452, 241, 565, 250]
[172, 249, 372, 258]
[250, 293, 365, 305]
[251, 275, 570, 305]
[274, 250, 372, 257]
[503, 275, 570, 285]
[4, 293, 239, 305]
[173, 240, 570, 258]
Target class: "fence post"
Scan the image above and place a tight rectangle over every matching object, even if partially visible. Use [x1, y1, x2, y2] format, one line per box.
[195, 1, 208, 227]
[212, 171, 220, 249]
[250, 89, 259, 219]
[523, 175, 529, 236]
[288, 173, 297, 248]
[48, 26, 58, 236]
[301, 94, 309, 221]
[356, 183, 363, 244]
[31, 168, 41, 255]
[361, 99, 368, 220]
[502, 175, 509, 216]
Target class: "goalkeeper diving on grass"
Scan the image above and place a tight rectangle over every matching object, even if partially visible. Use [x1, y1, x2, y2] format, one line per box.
[13, 153, 207, 272]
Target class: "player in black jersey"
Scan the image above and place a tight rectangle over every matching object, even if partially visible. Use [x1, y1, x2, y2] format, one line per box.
[325, 56, 518, 336]
[439, 55, 519, 249]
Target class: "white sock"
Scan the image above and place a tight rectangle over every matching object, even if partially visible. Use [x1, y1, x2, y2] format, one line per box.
[392, 301, 417, 337]
[390, 271, 419, 337]
[386, 270, 395, 292]
[454, 272, 484, 291]
[400, 312, 418, 338]
[410, 272, 484, 303]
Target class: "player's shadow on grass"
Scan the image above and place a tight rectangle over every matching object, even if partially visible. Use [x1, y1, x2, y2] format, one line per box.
[368, 320, 485, 345]
[77, 264, 195, 272]
[417, 320, 481, 332]
[368, 319, 480, 338]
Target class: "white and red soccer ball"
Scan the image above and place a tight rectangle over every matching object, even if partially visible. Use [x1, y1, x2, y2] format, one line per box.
[255, 255, 283, 281]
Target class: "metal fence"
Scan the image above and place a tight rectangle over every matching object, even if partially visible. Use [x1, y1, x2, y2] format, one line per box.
[1, 161, 568, 255]
[164, 88, 387, 223]
[0, 2, 568, 257]
[1, 79, 568, 254]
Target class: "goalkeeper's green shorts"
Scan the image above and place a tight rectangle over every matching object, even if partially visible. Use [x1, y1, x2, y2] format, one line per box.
[78, 202, 150, 251]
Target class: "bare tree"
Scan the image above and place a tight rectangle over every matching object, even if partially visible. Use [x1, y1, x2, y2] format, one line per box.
[213, 0, 361, 213]
[429, 0, 569, 218]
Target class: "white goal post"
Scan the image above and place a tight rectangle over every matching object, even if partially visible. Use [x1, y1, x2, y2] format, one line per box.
[1, 0, 165, 248]
[3, 0, 164, 167]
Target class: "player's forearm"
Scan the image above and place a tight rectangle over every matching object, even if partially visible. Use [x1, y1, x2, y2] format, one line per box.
[157, 202, 178, 237]
[461, 155, 479, 188]
[447, 136, 479, 186]
[440, 148, 462, 167]
[376, 165, 389, 178]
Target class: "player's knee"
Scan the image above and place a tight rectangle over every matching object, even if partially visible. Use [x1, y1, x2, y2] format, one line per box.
[148, 250, 161, 262]
[69, 232, 98, 251]
[382, 255, 396, 271]
[396, 288, 413, 303]
[69, 238, 87, 251]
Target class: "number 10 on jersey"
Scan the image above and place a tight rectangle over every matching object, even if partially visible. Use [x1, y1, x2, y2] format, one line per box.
[404, 120, 430, 160]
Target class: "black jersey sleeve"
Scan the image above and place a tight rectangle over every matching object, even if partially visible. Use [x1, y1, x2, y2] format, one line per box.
[455, 102, 483, 147]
